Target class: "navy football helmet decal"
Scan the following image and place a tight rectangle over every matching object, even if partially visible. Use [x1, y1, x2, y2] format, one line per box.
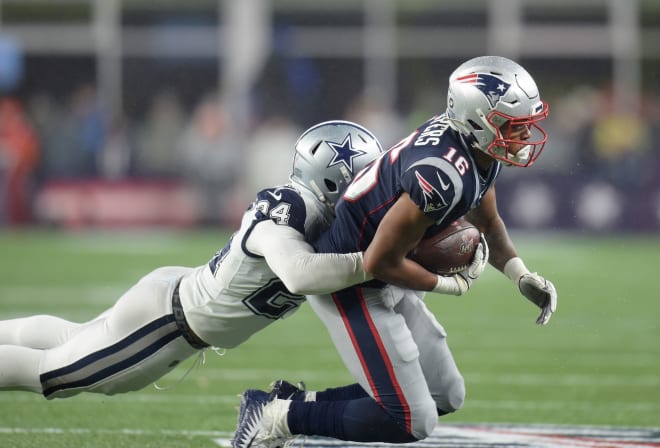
[326, 134, 367, 173]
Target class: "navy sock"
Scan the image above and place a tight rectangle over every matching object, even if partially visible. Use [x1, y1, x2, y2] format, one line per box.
[315, 383, 368, 401]
[288, 397, 416, 443]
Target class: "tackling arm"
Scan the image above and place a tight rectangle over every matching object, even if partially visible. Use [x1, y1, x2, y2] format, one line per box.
[247, 219, 371, 295]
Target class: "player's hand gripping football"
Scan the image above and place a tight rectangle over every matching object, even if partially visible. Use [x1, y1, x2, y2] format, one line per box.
[519, 273, 557, 325]
[433, 233, 489, 296]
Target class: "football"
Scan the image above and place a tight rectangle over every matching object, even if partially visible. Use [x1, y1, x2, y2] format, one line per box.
[408, 217, 480, 275]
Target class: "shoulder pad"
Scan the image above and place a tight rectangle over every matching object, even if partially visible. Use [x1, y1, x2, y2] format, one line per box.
[253, 186, 307, 234]
[402, 158, 465, 220]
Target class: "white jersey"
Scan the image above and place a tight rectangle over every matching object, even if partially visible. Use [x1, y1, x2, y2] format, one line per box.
[178, 184, 368, 349]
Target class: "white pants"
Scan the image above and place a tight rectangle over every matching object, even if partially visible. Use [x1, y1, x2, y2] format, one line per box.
[0, 266, 200, 399]
[307, 285, 465, 440]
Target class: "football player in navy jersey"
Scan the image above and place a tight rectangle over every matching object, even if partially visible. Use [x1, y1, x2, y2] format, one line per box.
[233, 56, 558, 447]
[0, 121, 384, 399]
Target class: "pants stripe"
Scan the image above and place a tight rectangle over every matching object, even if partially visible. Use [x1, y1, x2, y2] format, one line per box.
[40, 315, 180, 398]
[332, 287, 412, 434]
[332, 291, 380, 403]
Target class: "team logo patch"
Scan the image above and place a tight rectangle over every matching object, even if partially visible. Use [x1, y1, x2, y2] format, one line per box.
[456, 73, 511, 108]
[415, 170, 448, 213]
[326, 135, 366, 172]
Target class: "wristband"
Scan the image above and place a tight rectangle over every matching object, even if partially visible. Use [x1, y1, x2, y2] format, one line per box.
[503, 257, 530, 282]
[434, 275, 450, 292]
[433, 274, 465, 296]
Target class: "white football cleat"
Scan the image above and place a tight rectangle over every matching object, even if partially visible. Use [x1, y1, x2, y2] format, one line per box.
[233, 389, 293, 448]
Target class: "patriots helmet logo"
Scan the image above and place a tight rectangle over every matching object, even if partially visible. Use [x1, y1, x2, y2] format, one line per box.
[326, 134, 367, 172]
[456, 73, 511, 108]
[415, 170, 448, 213]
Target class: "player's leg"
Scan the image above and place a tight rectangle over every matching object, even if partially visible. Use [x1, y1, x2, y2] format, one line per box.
[0, 345, 43, 393]
[271, 289, 463, 412]
[39, 266, 200, 398]
[0, 307, 121, 393]
[0, 315, 83, 349]
[271, 290, 451, 405]
[292, 286, 437, 442]
[394, 287, 465, 415]
[235, 286, 436, 446]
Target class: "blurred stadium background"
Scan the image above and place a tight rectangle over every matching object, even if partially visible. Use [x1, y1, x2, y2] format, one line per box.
[0, 1, 659, 447]
[0, 0, 658, 231]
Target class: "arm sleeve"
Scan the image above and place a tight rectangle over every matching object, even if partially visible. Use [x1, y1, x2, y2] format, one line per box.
[247, 219, 372, 295]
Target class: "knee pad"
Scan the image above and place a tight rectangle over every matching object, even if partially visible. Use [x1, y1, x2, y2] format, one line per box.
[437, 373, 465, 415]
[438, 375, 465, 416]
[448, 374, 466, 411]
[416, 398, 440, 440]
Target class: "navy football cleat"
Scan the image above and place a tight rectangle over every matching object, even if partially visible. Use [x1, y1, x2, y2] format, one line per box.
[268, 380, 306, 401]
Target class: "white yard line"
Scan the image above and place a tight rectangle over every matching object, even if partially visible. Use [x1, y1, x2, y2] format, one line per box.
[0, 426, 231, 437]
[2, 423, 659, 448]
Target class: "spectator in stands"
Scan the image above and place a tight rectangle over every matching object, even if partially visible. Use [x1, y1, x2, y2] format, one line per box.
[69, 84, 107, 178]
[0, 97, 40, 225]
[177, 93, 243, 226]
[134, 91, 185, 178]
[32, 84, 108, 180]
[343, 93, 405, 150]
[578, 84, 652, 190]
[100, 112, 132, 180]
[238, 114, 300, 207]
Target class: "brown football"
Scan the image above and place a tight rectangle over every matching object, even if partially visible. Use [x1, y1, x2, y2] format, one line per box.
[408, 217, 480, 275]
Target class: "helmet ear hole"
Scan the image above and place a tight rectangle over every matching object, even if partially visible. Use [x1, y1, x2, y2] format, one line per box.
[467, 119, 483, 131]
[310, 141, 322, 155]
[324, 178, 338, 193]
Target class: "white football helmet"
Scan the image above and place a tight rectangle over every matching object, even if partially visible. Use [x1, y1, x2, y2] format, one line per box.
[291, 120, 382, 211]
[446, 55, 549, 167]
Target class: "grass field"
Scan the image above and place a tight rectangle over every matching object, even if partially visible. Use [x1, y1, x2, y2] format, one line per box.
[0, 228, 658, 447]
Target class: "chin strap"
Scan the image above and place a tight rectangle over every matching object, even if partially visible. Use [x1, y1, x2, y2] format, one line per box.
[307, 179, 327, 204]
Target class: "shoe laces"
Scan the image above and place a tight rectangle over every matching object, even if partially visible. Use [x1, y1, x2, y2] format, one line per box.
[153, 346, 225, 391]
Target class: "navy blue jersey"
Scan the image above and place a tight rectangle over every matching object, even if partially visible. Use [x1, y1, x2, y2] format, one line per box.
[315, 114, 501, 255]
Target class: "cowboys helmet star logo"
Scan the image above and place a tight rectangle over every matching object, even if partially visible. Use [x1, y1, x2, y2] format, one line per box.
[326, 135, 366, 171]
[456, 73, 511, 108]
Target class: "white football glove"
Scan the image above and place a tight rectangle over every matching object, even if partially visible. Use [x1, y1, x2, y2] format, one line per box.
[519, 272, 557, 325]
[433, 233, 489, 296]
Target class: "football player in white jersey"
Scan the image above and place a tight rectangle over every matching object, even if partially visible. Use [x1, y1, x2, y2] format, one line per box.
[0, 120, 384, 399]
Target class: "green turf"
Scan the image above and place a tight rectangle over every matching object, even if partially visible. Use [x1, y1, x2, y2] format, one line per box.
[0, 229, 658, 447]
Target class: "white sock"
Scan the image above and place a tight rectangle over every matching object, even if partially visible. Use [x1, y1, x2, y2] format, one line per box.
[0, 345, 43, 393]
[263, 399, 292, 438]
